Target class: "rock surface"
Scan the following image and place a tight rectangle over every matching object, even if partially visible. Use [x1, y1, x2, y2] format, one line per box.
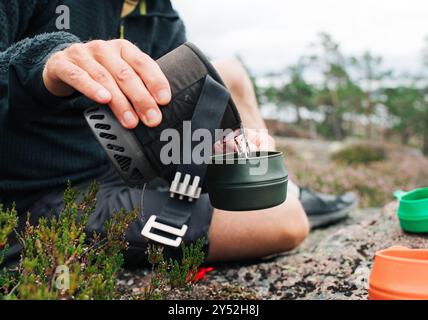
[180, 202, 428, 299]
[119, 138, 428, 299]
[120, 202, 428, 299]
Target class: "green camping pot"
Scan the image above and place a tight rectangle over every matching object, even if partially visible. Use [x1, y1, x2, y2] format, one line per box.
[206, 151, 288, 211]
[395, 188, 428, 233]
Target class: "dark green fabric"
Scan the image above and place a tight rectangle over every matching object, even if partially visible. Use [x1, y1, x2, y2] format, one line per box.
[0, 0, 187, 212]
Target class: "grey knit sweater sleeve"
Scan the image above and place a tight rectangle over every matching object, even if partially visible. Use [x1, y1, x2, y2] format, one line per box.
[0, 0, 81, 128]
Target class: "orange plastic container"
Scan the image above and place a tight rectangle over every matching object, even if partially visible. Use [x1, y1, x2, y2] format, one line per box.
[369, 246, 428, 300]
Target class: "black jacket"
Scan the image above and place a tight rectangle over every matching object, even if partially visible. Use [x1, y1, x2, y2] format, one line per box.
[0, 0, 186, 212]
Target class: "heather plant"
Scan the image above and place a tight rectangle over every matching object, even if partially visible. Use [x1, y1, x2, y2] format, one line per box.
[0, 182, 207, 300]
[0, 205, 18, 298]
[8, 182, 138, 299]
[142, 239, 206, 300]
[0, 205, 18, 251]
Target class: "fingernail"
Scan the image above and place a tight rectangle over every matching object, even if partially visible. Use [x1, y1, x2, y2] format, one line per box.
[123, 111, 137, 127]
[144, 108, 162, 126]
[97, 89, 111, 101]
[156, 89, 171, 103]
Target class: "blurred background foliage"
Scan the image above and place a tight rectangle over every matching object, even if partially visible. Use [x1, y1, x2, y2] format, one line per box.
[252, 33, 428, 207]
[256, 32, 428, 155]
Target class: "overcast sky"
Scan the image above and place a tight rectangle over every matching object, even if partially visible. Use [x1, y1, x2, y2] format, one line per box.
[171, 0, 428, 76]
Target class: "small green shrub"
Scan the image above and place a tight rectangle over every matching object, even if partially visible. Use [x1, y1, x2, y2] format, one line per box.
[0, 205, 18, 298]
[332, 144, 386, 165]
[0, 182, 207, 300]
[142, 239, 206, 300]
[0, 205, 18, 251]
[0, 182, 138, 300]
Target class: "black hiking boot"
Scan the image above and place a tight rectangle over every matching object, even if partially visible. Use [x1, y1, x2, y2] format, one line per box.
[299, 187, 358, 229]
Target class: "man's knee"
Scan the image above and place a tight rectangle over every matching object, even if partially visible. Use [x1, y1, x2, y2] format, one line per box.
[278, 200, 310, 250]
[283, 217, 309, 250]
[212, 57, 252, 98]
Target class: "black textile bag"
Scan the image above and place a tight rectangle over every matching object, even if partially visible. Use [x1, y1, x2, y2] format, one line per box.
[84, 42, 241, 188]
[84, 43, 241, 247]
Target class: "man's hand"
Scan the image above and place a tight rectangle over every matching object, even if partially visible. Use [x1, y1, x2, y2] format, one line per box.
[43, 39, 171, 128]
[213, 129, 276, 155]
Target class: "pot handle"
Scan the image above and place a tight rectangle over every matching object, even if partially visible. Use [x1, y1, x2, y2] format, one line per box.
[393, 190, 407, 200]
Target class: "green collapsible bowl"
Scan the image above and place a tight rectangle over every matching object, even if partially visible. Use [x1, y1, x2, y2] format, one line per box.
[395, 188, 428, 233]
[206, 151, 288, 211]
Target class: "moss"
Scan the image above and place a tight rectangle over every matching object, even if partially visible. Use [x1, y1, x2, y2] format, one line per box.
[286, 141, 428, 208]
[332, 144, 386, 165]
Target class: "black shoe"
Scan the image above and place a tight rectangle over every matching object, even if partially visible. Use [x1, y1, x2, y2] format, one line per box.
[299, 187, 358, 229]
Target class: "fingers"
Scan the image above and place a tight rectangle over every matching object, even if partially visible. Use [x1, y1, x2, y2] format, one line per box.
[91, 40, 165, 127]
[120, 41, 171, 105]
[71, 51, 139, 128]
[46, 52, 112, 105]
[43, 40, 172, 128]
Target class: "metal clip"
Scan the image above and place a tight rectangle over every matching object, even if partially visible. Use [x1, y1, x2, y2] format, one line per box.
[169, 172, 201, 202]
[141, 215, 188, 247]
